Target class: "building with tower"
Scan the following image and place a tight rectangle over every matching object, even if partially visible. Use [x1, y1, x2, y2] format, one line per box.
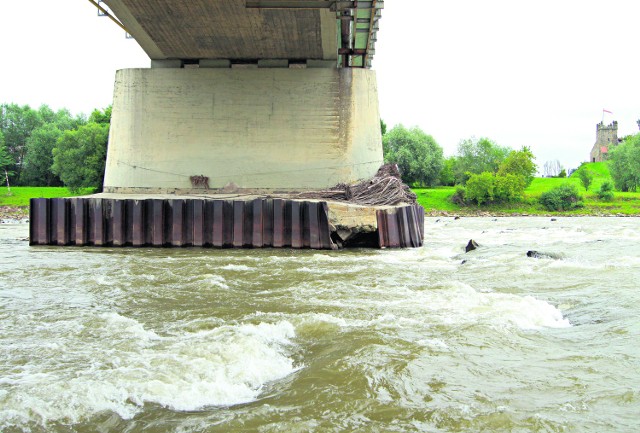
[589, 121, 618, 162]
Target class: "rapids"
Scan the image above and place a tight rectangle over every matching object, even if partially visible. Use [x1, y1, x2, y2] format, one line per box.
[0, 217, 638, 432]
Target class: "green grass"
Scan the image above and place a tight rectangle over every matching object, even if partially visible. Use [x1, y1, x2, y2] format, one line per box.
[0, 187, 94, 207]
[414, 162, 640, 216]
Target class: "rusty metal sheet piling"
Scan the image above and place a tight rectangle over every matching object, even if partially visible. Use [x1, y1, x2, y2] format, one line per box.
[376, 204, 424, 248]
[27, 197, 423, 250]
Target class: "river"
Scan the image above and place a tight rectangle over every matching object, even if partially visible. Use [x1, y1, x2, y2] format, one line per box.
[0, 217, 638, 432]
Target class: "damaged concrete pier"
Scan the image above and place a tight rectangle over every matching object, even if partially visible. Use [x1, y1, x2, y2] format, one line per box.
[30, 196, 424, 249]
[29, 1, 426, 249]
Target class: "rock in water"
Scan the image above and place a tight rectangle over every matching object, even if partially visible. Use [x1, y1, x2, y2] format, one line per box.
[465, 239, 479, 252]
[526, 250, 562, 259]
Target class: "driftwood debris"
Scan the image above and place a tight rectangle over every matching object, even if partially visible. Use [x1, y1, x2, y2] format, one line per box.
[190, 175, 210, 189]
[299, 164, 417, 206]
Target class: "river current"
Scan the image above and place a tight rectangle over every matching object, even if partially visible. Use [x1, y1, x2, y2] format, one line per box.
[0, 217, 638, 432]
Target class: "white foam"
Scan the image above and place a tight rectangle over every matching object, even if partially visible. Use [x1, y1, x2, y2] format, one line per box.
[421, 283, 572, 330]
[0, 315, 299, 428]
[220, 264, 252, 271]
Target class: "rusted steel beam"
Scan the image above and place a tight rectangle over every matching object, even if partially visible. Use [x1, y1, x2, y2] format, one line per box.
[51, 198, 69, 246]
[263, 199, 274, 247]
[290, 201, 302, 248]
[252, 199, 264, 247]
[191, 200, 205, 247]
[112, 200, 126, 246]
[149, 200, 164, 247]
[73, 198, 88, 246]
[376, 205, 425, 249]
[273, 199, 285, 248]
[233, 201, 245, 248]
[212, 200, 224, 247]
[318, 202, 334, 249]
[307, 201, 321, 249]
[131, 200, 145, 246]
[29, 199, 49, 245]
[90, 199, 105, 246]
[168, 199, 185, 247]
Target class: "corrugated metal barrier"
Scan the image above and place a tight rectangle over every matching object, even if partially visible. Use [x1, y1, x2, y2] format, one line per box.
[29, 198, 424, 249]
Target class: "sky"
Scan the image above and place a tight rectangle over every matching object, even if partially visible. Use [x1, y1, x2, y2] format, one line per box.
[1, 0, 638, 171]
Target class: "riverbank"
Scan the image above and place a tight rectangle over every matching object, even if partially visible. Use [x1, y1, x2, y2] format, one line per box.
[0, 206, 29, 223]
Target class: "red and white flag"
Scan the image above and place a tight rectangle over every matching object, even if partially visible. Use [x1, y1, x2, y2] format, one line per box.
[603, 109, 613, 114]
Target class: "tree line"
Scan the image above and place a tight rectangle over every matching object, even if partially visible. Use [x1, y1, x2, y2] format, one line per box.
[0, 103, 110, 192]
[382, 122, 536, 204]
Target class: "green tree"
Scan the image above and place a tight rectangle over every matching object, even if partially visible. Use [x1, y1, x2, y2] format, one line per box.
[439, 156, 456, 186]
[21, 107, 83, 186]
[89, 106, 112, 125]
[464, 172, 495, 204]
[380, 119, 387, 136]
[597, 181, 614, 201]
[52, 122, 109, 192]
[0, 134, 14, 193]
[577, 168, 594, 191]
[497, 146, 537, 187]
[21, 124, 64, 186]
[383, 125, 444, 187]
[0, 103, 43, 183]
[453, 137, 511, 184]
[609, 134, 640, 192]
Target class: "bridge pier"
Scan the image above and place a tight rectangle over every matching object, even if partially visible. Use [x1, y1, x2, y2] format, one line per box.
[104, 67, 383, 193]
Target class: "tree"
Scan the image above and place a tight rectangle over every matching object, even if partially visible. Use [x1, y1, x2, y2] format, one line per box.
[497, 146, 537, 187]
[439, 156, 456, 186]
[88, 106, 112, 125]
[577, 168, 594, 191]
[380, 119, 387, 136]
[52, 122, 109, 192]
[609, 133, 640, 192]
[464, 172, 495, 205]
[21, 124, 64, 186]
[597, 181, 614, 201]
[0, 134, 14, 193]
[543, 160, 562, 177]
[0, 103, 43, 184]
[452, 137, 511, 184]
[383, 125, 444, 187]
[21, 108, 82, 186]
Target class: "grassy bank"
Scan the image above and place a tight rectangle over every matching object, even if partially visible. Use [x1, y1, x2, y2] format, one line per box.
[1, 187, 94, 220]
[0, 187, 94, 207]
[414, 163, 640, 216]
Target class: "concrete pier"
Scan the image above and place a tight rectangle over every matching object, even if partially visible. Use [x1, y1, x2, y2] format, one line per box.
[104, 67, 383, 192]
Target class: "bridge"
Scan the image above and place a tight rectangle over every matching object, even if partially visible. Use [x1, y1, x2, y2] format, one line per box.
[29, 1, 426, 250]
[97, 0, 386, 192]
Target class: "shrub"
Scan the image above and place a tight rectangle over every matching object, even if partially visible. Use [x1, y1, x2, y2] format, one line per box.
[539, 184, 583, 211]
[494, 173, 526, 202]
[597, 181, 614, 201]
[576, 168, 594, 191]
[465, 172, 495, 205]
[451, 185, 466, 205]
[464, 172, 527, 205]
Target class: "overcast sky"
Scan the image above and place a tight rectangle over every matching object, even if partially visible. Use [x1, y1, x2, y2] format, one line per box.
[1, 1, 638, 171]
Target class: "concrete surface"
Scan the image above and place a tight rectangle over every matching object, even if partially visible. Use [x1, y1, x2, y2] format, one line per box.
[104, 67, 383, 192]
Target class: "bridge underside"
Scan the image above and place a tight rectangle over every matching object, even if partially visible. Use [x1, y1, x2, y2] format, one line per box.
[104, 0, 382, 67]
[45, 1, 427, 249]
